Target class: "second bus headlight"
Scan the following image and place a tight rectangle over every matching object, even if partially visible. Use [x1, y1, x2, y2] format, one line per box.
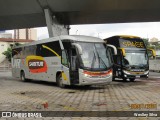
[123, 70, 131, 75]
[144, 70, 149, 75]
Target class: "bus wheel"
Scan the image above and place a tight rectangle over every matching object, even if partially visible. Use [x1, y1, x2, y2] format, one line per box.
[21, 71, 27, 82]
[130, 78, 135, 82]
[56, 73, 65, 88]
[123, 78, 127, 82]
[85, 85, 91, 87]
[112, 76, 115, 81]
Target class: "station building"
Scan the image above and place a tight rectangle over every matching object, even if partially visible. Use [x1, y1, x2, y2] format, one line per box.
[0, 29, 37, 67]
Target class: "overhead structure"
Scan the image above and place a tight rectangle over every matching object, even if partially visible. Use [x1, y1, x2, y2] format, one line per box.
[44, 9, 69, 37]
[0, 0, 160, 36]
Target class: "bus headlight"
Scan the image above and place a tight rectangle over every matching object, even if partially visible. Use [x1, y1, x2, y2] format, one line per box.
[144, 70, 149, 75]
[84, 73, 91, 77]
[123, 70, 131, 75]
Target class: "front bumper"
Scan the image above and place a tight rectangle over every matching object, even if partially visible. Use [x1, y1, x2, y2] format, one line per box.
[123, 74, 148, 79]
[78, 69, 112, 85]
[123, 70, 149, 79]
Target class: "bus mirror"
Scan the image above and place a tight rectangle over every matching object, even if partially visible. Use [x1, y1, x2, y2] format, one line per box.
[147, 49, 156, 58]
[62, 50, 69, 67]
[106, 44, 117, 55]
[119, 48, 126, 57]
[71, 43, 82, 55]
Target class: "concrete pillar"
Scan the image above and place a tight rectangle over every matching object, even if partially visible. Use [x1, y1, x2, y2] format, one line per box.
[44, 9, 69, 37]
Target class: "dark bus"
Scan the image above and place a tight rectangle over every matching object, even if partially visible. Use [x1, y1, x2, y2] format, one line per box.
[104, 35, 155, 82]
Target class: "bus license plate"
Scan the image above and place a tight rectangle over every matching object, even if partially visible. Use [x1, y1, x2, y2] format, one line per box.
[136, 76, 140, 78]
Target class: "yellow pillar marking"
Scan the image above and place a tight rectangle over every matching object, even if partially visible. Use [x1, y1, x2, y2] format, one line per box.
[119, 48, 126, 56]
[63, 106, 78, 111]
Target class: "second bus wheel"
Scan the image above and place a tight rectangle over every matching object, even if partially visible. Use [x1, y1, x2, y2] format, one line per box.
[129, 78, 135, 82]
[123, 77, 127, 82]
[56, 73, 65, 88]
[112, 76, 115, 81]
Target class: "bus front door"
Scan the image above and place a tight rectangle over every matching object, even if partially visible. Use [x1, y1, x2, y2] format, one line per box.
[113, 55, 122, 80]
[61, 50, 70, 85]
[70, 48, 79, 85]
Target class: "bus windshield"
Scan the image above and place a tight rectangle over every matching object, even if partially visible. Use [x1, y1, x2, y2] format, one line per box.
[123, 50, 148, 67]
[77, 42, 112, 70]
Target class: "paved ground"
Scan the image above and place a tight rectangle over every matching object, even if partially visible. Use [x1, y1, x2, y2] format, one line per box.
[0, 71, 160, 120]
[149, 71, 160, 79]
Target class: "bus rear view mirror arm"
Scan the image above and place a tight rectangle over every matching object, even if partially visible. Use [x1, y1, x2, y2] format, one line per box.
[147, 48, 156, 58]
[71, 43, 83, 55]
[106, 44, 117, 55]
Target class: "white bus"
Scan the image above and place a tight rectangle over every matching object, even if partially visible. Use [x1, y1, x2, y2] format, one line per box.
[12, 35, 115, 87]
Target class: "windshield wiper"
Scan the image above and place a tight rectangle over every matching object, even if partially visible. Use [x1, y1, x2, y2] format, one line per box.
[138, 64, 148, 68]
[128, 65, 146, 69]
[91, 51, 96, 70]
[98, 56, 107, 68]
[94, 46, 107, 69]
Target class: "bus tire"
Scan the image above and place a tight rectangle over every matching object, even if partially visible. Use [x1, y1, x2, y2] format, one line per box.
[123, 78, 127, 82]
[130, 78, 135, 82]
[112, 76, 115, 81]
[20, 71, 27, 82]
[56, 73, 65, 88]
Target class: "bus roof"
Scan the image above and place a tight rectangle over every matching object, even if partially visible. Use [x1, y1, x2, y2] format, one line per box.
[13, 35, 104, 49]
[105, 35, 141, 40]
[61, 35, 104, 42]
[118, 35, 140, 39]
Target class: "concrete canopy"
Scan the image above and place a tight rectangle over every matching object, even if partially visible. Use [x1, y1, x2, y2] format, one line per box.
[0, 0, 160, 29]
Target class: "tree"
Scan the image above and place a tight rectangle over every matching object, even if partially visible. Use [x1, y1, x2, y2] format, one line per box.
[2, 43, 21, 62]
[142, 38, 149, 47]
[142, 38, 160, 50]
[2, 47, 12, 62]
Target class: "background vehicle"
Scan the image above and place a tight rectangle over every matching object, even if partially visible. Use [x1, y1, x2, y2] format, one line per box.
[12, 35, 115, 87]
[104, 35, 155, 82]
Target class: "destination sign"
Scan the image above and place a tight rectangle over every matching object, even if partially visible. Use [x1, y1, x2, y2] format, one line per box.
[120, 39, 145, 48]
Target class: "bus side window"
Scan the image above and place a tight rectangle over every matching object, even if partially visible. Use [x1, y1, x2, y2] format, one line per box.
[113, 55, 121, 65]
[108, 48, 114, 64]
[36, 44, 42, 56]
[117, 56, 121, 65]
[105, 47, 114, 65]
[62, 50, 69, 67]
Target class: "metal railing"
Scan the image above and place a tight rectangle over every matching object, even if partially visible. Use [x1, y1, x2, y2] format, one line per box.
[0, 63, 11, 72]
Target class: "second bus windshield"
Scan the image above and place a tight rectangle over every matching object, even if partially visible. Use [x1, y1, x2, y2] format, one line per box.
[77, 42, 112, 70]
[123, 50, 148, 66]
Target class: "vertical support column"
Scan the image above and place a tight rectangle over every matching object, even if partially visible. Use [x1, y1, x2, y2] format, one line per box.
[14, 30, 16, 39]
[44, 9, 54, 37]
[17, 29, 19, 39]
[26, 28, 29, 39]
[44, 9, 69, 37]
